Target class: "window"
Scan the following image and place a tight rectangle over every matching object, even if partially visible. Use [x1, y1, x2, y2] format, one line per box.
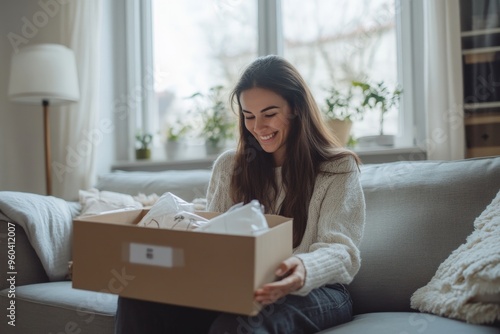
[151, 0, 257, 143]
[125, 0, 416, 161]
[282, 0, 399, 138]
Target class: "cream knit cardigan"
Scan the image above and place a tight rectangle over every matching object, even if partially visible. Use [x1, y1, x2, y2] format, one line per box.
[206, 150, 366, 296]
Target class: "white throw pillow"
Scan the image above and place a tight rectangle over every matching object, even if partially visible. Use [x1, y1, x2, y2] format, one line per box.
[410, 189, 500, 324]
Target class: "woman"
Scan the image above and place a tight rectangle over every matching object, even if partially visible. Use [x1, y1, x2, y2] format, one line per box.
[115, 55, 365, 334]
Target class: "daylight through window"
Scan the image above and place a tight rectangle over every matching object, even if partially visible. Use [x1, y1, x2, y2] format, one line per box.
[147, 0, 404, 160]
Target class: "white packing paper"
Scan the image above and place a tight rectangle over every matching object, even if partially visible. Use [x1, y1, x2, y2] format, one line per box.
[197, 200, 269, 235]
[137, 192, 209, 230]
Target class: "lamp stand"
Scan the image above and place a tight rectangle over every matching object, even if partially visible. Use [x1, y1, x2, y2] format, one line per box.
[42, 99, 52, 196]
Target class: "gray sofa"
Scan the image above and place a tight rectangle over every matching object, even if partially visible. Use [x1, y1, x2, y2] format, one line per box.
[1, 156, 500, 334]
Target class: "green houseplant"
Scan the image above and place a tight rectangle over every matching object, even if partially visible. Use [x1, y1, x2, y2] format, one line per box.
[323, 86, 363, 147]
[135, 131, 153, 160]
[352, 80, 402, 146]
[166, 121, 191, 142]
[189, 85, 235, 155]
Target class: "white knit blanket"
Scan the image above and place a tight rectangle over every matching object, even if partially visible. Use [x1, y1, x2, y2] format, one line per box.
[0, 191, 80, 281]
[411, 189, 500, 324]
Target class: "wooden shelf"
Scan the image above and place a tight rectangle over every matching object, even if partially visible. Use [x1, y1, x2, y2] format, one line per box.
[465, 114, 500, 125]
[464, 101, 500, 110]
[461, 27, 500, 37]
[462, 46, 500, 55]
[460, 0, 500, 159]
[467, 146, 500, 158]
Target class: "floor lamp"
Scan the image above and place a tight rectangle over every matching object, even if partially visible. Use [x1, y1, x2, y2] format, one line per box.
[8, 44, 79, 196]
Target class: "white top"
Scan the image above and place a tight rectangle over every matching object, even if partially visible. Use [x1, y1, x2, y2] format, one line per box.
[272, 167, 285, 214]
[206, 150, 366, 296]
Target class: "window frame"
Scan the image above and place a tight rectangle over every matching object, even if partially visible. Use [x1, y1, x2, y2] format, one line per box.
[119, 0, 422, 161]
[398, 0, 418, 147]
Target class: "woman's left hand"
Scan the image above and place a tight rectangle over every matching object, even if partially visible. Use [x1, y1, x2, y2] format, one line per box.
[254, 256, 305, 305]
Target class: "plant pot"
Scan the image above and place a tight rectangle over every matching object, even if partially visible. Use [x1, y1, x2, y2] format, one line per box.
[375, 134, 395, 146]
[326, 119, 353, 147]
[357, 135, 395, 147]
[135, 148, 151, 160]
[165, 141, 182, 160]
[205, 140, 224, 156]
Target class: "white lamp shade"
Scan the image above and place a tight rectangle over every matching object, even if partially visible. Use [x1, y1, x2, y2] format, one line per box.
[8, 44, 80, 105]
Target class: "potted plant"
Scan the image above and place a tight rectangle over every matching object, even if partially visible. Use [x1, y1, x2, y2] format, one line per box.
[323, 86, 363, 146]
[164, 120, 191, 160]
[135, 131, 153, 160]
[189, 85, 235, 155]
[352, 80, 403, 146]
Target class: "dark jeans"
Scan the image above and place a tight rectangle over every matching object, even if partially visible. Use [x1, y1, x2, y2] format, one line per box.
[115, 283, 352, 334]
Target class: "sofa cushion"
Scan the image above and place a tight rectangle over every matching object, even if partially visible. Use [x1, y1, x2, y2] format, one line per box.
[0, 281, 116, 334]
[318, 312, 500, 334]
[95, 169, 212, 202]
[350, 156, 500, 314]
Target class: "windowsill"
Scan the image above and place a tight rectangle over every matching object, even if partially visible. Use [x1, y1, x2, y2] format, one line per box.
[112, 145, 427, 171]
[353, 145, 427, 164]
[353, 145, 426, 156]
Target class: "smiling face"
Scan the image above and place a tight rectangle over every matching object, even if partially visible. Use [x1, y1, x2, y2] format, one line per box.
[240, 87, 292, 166]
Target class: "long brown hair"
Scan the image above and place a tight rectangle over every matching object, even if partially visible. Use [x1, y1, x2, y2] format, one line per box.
[229, 55, 360, 247]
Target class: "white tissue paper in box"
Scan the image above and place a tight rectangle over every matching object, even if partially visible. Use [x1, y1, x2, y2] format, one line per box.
[198, 200, 269, 235]
[137, 192, 208, 230]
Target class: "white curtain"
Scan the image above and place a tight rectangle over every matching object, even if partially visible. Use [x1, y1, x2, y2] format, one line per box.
[423, 0, 465, 160]
[52, 1, 101, 200]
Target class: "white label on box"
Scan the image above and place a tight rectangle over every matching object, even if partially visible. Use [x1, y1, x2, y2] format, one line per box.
[129, 243, 174, 268]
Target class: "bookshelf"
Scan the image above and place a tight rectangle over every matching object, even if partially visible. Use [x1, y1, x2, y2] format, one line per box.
[459, 0, 500, 158]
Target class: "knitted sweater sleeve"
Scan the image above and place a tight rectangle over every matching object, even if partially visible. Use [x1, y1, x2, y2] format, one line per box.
[206, 150, 236, 212]
[293, 156, 366, 296]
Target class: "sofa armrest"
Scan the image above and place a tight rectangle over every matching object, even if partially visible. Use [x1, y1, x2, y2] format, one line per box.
[0, 220, 49, 290]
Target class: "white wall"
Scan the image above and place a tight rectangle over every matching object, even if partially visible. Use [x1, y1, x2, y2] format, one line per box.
[0, 0, 116, 198]
[0, 0, 63, 194]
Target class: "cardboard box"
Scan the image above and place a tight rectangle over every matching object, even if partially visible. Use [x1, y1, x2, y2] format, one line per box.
[72, 209, 292, 315]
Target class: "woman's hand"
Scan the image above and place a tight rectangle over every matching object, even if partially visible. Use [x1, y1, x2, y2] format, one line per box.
[254, 256, 305, 305]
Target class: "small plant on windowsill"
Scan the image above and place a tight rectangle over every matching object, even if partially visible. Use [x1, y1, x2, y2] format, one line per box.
[352, 80, 403, 146]
[322, 86, 364, 147]
[135, 131, 153, 160]
[189, 85, 235, 155]
[165, 120, 191, 143]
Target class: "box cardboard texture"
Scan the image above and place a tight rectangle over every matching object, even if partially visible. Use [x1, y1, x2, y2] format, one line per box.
[72, 209, 293, 315]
